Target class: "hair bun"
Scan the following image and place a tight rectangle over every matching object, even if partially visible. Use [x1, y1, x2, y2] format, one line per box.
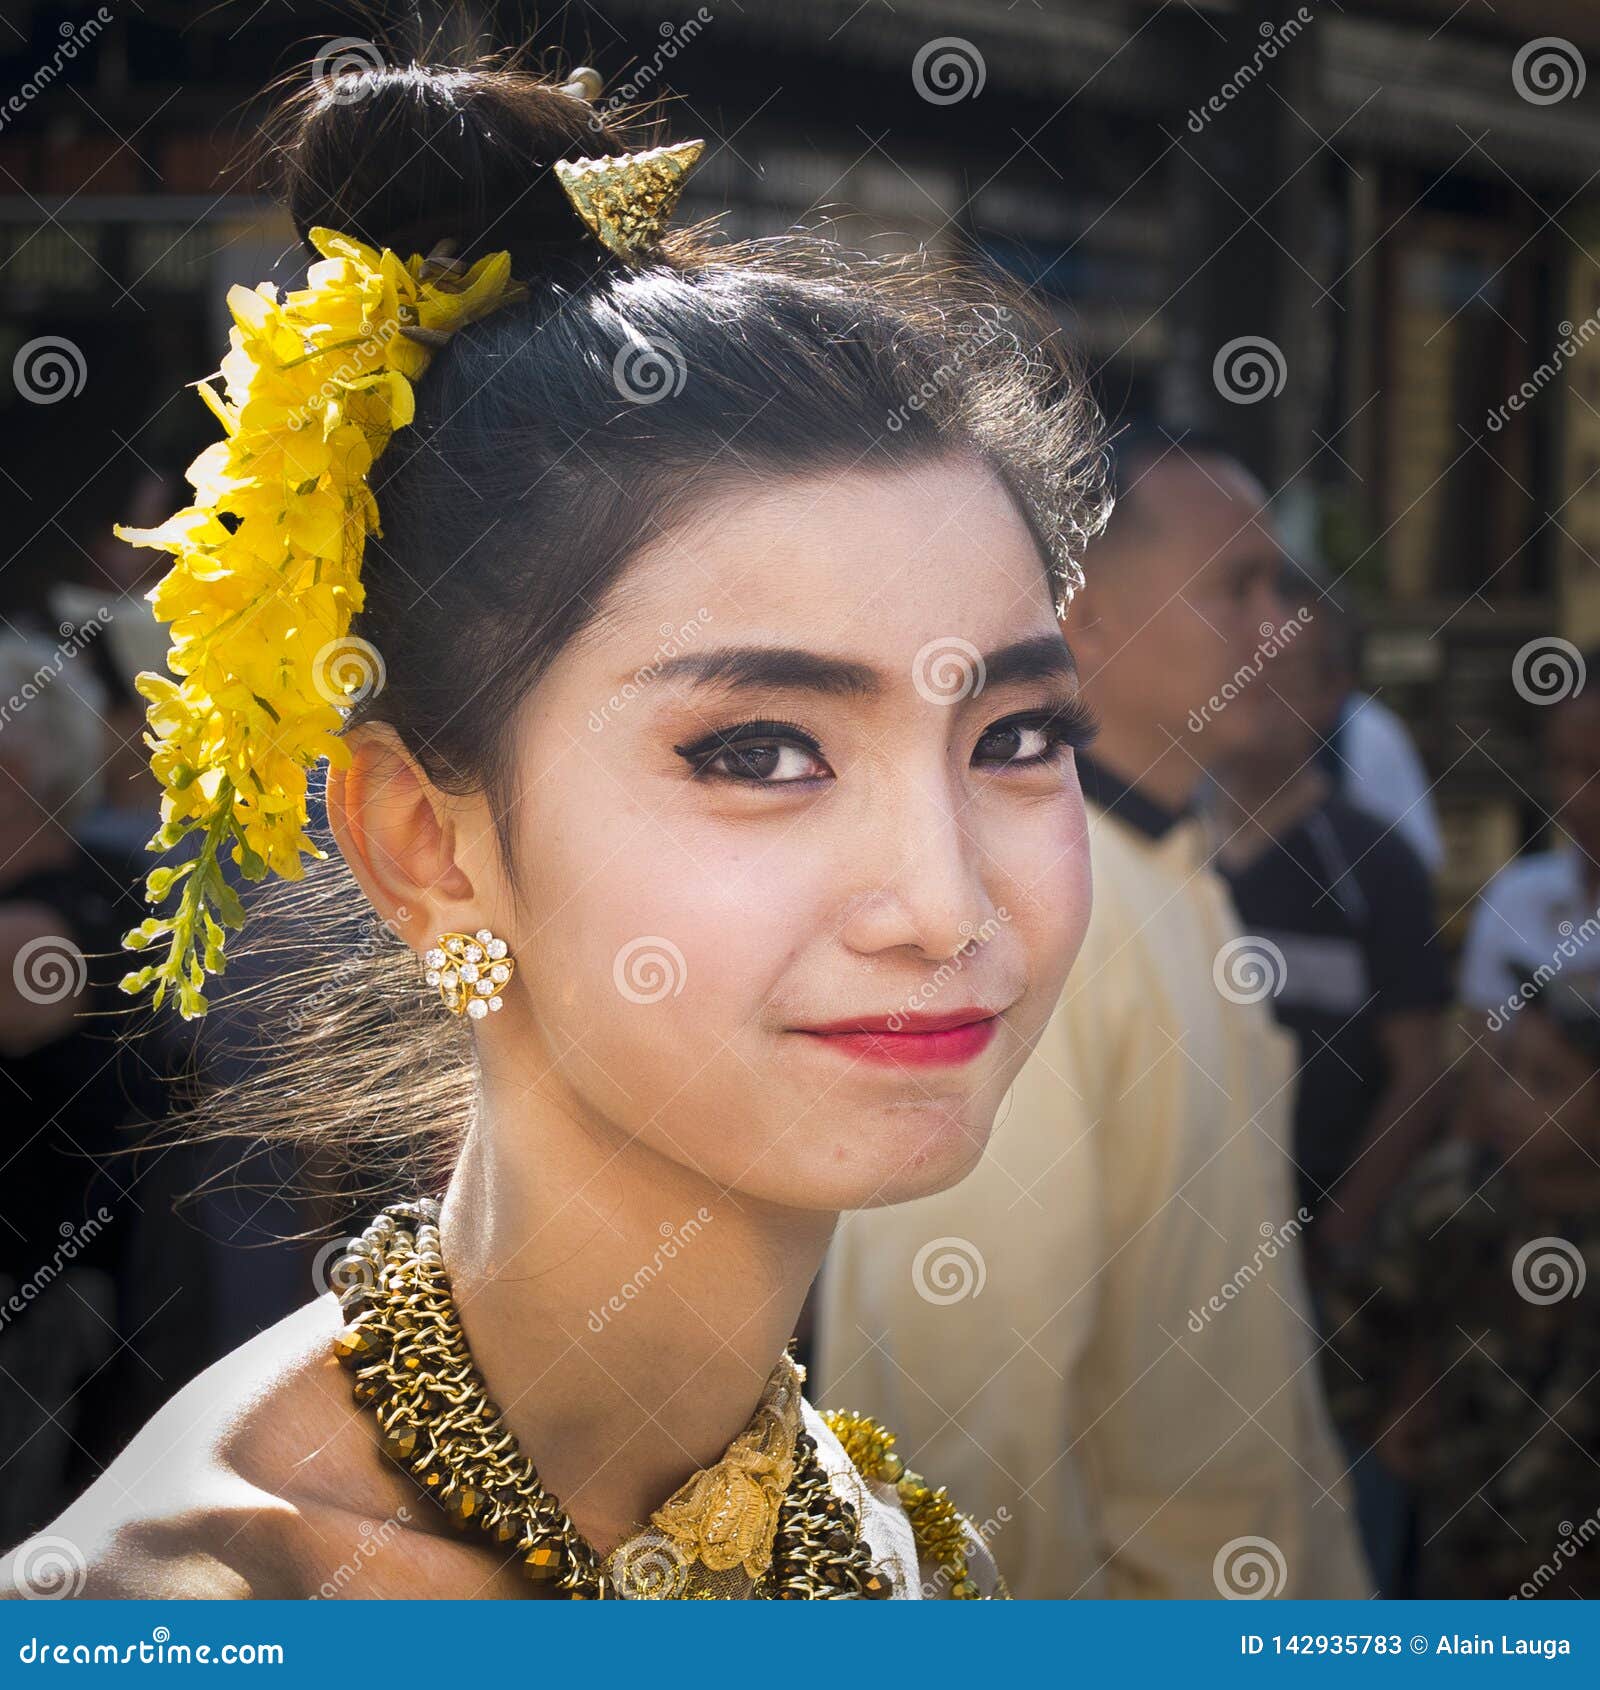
[275, 62, 633, 278]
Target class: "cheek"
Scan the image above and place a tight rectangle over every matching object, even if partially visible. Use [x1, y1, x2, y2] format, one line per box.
[987, 787, 1092, 1005]
[518, 802, 827, 1106]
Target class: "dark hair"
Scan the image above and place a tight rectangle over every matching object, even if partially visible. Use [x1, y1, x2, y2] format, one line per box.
[184, 55, 1110, 1199]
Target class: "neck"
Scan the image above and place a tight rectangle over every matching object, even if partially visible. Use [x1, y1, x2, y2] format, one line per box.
[437, 1055, 832, 1556]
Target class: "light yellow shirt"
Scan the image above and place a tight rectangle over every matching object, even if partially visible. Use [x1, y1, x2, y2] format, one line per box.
[817, 801, 1373, 1600]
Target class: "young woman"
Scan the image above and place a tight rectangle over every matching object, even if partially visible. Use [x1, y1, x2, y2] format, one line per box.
[3, 57, 1106, 1601]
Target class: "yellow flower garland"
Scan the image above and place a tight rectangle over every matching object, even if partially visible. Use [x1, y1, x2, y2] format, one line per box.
[114, 227, 524, 1017]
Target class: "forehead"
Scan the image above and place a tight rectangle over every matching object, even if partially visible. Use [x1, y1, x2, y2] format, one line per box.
[590, 455, 1059, 666]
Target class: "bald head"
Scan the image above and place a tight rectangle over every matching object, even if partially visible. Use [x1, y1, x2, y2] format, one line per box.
[1065, 432, 1290, 766]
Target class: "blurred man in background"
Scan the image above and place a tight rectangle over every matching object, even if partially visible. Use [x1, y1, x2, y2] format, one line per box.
[819, 431, 1370, 1599]
[1201, 584, 1451, 1594]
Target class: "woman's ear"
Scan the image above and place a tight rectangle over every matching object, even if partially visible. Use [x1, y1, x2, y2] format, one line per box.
[325, 724, 476, 951]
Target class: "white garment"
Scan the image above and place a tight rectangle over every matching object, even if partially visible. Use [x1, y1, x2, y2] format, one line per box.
[1458, 845, 1600, 1015]
[803, 1398, 1004, 1599]
[1336, 692, 1445, 874]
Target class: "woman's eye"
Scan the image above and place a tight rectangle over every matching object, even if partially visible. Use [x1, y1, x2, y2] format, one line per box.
[973, 700, 1098, 769]
[703, 739, 829, 784]
[675, 720, 832, 786]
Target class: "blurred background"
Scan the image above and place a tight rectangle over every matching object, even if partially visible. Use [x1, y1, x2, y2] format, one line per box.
[2, 0, 1599, 1595]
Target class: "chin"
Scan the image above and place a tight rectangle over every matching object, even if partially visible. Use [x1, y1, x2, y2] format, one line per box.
[839, 1092, 997, 1210]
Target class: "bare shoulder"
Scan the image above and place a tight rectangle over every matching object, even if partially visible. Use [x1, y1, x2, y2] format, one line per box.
[1, 1295, 505, 1600]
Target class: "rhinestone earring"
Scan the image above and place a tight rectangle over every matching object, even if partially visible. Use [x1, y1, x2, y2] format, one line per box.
[423, 929, 515, 1020]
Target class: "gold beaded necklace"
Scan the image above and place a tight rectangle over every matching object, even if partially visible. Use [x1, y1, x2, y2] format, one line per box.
[330, 1200, 1001, 1598]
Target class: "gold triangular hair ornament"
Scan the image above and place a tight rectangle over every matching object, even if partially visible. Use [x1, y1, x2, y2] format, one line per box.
[553, 139, 706, 262]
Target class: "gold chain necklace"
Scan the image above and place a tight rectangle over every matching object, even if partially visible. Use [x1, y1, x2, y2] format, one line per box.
[331, 1201, 996, 1598]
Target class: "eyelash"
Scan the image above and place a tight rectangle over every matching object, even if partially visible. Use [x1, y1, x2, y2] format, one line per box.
[673, 697, 1099, 786]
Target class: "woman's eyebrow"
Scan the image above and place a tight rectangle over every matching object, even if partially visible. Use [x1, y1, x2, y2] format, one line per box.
[642, 634, 1075, 698]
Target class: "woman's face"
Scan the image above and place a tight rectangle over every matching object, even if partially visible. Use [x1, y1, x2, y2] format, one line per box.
[463, 453, 1093, 1212]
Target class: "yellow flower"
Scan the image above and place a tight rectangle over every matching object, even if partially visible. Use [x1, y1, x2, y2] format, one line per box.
[116, 230, 525, 1017]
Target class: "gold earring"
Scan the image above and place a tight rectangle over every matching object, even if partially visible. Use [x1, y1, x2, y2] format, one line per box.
[423, 929, 515, 1020]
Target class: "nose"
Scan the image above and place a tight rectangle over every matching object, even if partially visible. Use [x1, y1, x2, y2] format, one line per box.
[835, 762, 1002, 964]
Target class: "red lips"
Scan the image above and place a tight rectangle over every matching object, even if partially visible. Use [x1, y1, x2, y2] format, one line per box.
[792, 1007, 1001, 1067]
